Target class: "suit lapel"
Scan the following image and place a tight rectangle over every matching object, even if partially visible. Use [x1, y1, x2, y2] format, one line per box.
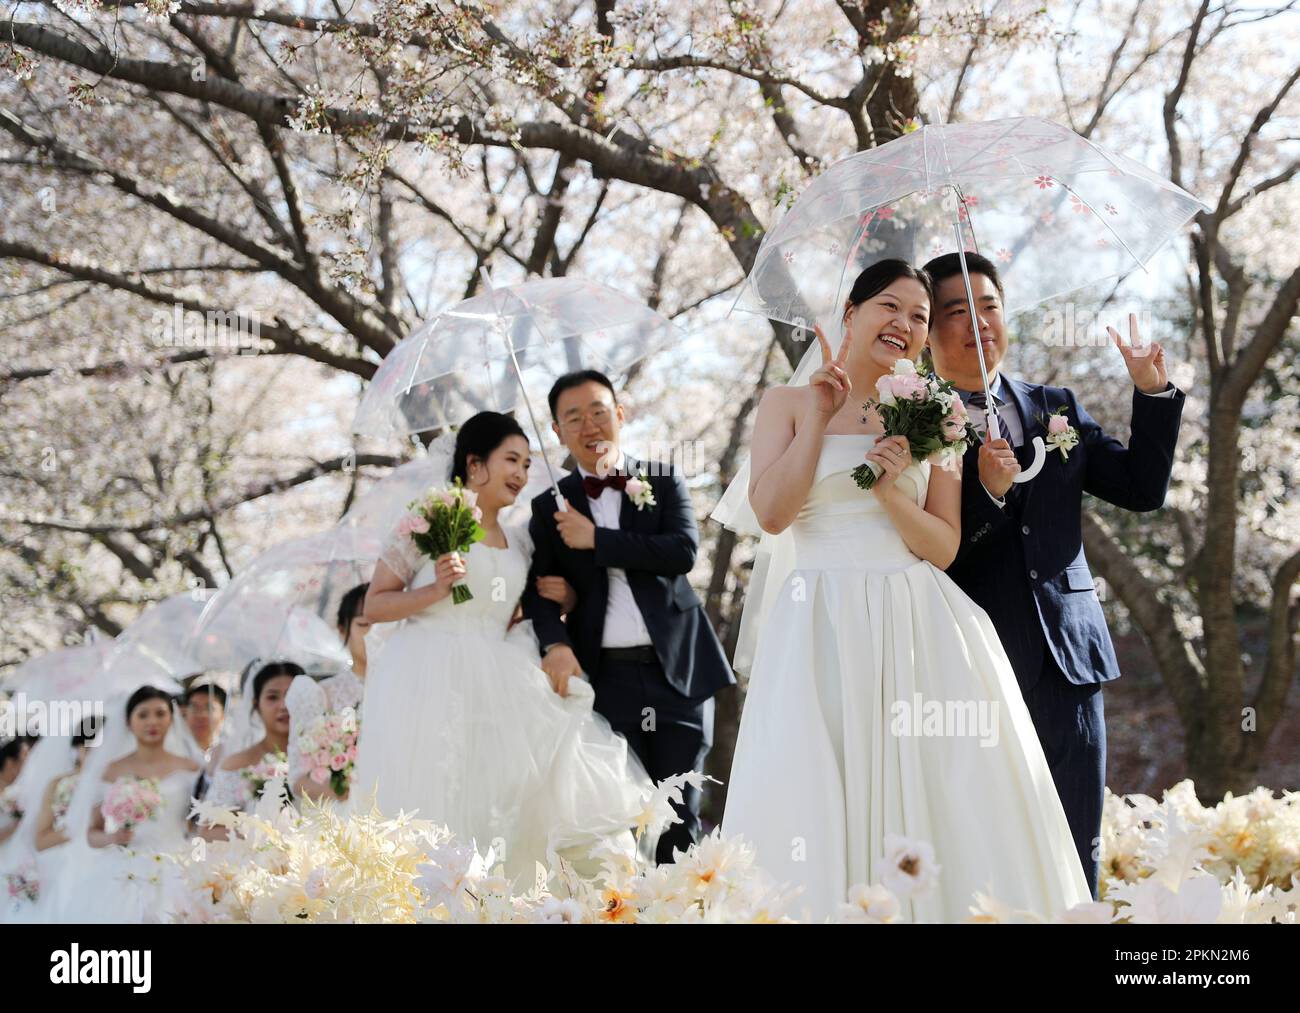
[1002, 375, 1047, 446]
[560, 469, 594, 523]
[617, 454, 641, 531]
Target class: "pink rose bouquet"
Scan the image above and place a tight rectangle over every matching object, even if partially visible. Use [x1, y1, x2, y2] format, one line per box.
[398, 478, 485, 604]
[852, 359, 978, 490]
[101, 775, 164, 833]
[296, 708, 360, 797]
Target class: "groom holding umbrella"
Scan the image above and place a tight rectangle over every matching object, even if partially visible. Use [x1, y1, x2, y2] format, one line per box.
[924, 251, 1185, 897]
[522, 370, 735, 865]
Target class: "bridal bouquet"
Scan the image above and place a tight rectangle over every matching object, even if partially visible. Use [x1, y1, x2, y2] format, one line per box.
[242, 750, 289, 803]
[51, 773, 80, 833]
[852, 359, 978, 491]
[0, 784, 23, 823]
[297, 708, 360, 797]
[398, 478, 485, 604]
[5, 862, 38, 904]
[102, 775, 164, 833]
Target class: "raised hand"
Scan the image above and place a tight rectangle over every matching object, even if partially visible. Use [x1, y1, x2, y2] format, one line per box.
[1108, 313, 1168, 395]
[807, 323, 852, 420]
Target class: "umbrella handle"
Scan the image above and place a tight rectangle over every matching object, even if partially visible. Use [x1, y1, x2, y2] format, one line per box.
[1012, 437, 1047, 483]
[553, 486, 569, 512]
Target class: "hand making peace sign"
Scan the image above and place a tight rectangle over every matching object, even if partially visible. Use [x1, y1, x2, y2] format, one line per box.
[1108, 313, 1169, 395]
[808, 324, 853, 419]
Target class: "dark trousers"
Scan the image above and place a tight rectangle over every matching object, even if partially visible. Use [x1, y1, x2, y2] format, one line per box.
[1021, 655, 1107, 899]
[593, 653, 714, 865]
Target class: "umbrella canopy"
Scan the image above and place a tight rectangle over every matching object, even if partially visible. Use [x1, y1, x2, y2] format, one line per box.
[354, 273, 678, 510]
[3, 641, 114, 704]
[735, 116, 1210, 332]
[101, 593, 208, 692]
[186, 527, 379, 675]
[353, 276, 680, 439]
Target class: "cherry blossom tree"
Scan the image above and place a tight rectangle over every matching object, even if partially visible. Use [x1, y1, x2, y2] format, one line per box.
[1, 1, 1295, 802]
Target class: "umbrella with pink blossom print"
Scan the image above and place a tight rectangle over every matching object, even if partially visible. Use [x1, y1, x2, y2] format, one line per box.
[352, 271, 680, 511]
[185, 527, 382, 676]
[734, 115, 1210, 483]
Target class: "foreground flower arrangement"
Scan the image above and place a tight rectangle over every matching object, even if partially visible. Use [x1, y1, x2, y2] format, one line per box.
[167, 778, 1299, 924]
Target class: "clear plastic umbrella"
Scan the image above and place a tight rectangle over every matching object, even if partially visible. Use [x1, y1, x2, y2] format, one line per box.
[352, 273, 679, 509]
[101, 593, 208, 691]
[186, 527, 380, 675]
[4, 640, 114, 704]
[735, 115, 1209, 481]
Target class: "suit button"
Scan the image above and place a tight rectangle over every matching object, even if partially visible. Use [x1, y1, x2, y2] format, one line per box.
[1029, 569, 1038, 580]
[1022, 525, 1030, 535]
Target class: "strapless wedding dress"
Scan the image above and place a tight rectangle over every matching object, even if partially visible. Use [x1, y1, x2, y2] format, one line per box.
[722, 435, 1090, 921]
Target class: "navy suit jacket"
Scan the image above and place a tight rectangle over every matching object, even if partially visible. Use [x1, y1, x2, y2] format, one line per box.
[945, 377, 1184, 694]
[521, 454, 735, 701]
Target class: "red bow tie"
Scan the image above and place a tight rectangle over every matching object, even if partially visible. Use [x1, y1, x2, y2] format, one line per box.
[582, 473, 628, 499]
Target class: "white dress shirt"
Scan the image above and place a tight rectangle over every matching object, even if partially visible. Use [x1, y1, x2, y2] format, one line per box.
[577, 450, 654, 649]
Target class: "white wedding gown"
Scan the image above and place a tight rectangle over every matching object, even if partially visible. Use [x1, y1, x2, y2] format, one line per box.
[54, 770, 196, 923]
[722, 435, 1091, 922]
[351, 521, 653, 882]
[2, 772, 79, 924]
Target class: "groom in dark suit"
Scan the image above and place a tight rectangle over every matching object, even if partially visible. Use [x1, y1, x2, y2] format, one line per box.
[923, 252, 1184, 898]
[522, 370, 735, 864]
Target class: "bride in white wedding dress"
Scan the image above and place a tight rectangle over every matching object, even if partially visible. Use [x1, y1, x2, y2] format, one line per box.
[52, 686, 201, 923]
[352, 412, 654, 883]
[716, 260, 1090, 922]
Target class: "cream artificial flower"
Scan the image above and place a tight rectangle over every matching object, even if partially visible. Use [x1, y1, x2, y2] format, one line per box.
[838, 883, 901, 923]
[881, 835, 940, 899]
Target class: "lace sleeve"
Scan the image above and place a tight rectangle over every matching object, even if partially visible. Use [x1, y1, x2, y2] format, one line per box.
[286, 675, 328, 787]
[323, 671, 364, 713]
[379, 526, 423, 586]
[204, 767, 251, 813]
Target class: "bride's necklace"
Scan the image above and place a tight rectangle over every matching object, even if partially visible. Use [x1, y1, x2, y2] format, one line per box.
[824, 402, 882, 436]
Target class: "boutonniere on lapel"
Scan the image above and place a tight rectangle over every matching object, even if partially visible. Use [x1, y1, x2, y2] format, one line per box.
[623, 471, 656, 510]
[1038, 407, 1080, 460]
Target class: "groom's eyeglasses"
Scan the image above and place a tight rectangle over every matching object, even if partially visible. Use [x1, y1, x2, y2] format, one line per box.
[559, 406, 612, 433]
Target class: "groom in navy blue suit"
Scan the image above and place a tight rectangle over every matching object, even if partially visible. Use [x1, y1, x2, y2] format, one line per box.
[923, 252, 1184, 898]
[521, 371, 735, 864]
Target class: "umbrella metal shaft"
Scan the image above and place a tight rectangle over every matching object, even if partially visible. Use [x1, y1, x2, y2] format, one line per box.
[951, 222, 1001, 442]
